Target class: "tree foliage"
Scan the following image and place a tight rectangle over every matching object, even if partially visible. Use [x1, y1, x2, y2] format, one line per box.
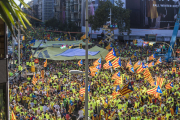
[89, 0, 131, 34]
[0, 0, 33, 36]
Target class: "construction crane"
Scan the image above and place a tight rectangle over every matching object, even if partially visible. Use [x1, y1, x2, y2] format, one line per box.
[165, 8, 180, 62]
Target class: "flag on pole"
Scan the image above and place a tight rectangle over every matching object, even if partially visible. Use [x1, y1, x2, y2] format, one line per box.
[136, 62, 146, 73]
[129, 67, 135, 73]
[149, 54, 155, 61]
[112, 57, 121, 69]
[156, 86, 162, 94]
[103, 61, 113, 69]
[105, 48, 116, 62]
[114, 77, 123, 85]
[134, 61, 141, 69]
[119, 82, 133, 96]
[147, 87, 158, 94]
[126, 60, 132, 68]
[11, 111, 17, 120]
[148, 61, 154, 68]
[78, 60, 83, 66]
[44, 59, 47, 67]
[89, 65, 100, 72]
[165, 82, 173, 89]
[106, 43, 112, 50]
[32, 74, 37, 85]
[93, 58, 101, 66]
[155, 57, 162, 65]
[112, 72, 120, 80]
[79, 88, 85, 95]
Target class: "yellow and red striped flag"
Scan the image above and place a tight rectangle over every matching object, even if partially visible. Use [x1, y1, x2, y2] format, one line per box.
[155, 57, 162, 65]
[103, 61, 112, 69]
[119, 82, 133, 96]
[112, 72, 120, 80]
[105, 49, 116, 62]
[93, 58, 101, 66]
[148, 61, 154, 68]
[114, 76, 123, 85]
[136, 62, 146, 74]
[126, 60, 132, 68]
[146, 76, 154, 85]
[149, 54, 155, 61]
[44, 59, 47, 67]
[147, 87, 158, 95]
[133, 61, 141, 69]
[143, 69, 151, 79]
[165, 82, 173, 89]
[112, 57, 121, 69]
[79, 88, 85, 95]
[11, 111, 16, 120]
[32, 74, 37, 85]
[78, 60, 83, 66]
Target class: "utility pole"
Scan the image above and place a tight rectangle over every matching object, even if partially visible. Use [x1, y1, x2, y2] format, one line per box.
[85, 0, 89, 119]
[18, 25, 20, 66]
[12, 26, 15, 68]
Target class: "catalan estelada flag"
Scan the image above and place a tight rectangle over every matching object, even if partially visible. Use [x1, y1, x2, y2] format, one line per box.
[41, 70, 44, 79]
[44, 59, 47, 67]
[112, 90, 120, 99]
[134, 61, 141, 69]
[155, 57, 162, 65]
[129, 67, 135, 73]
[136, 62, 146, 74]
[32, 74, 37, 85]
[93, 58, 101, 66]
[149, 54, 155, 61]
[119, 82, 133, 96]
[79, 88, 85, 95]
[147, 87, 158, 95]
[106, 43, 112, 50]
[143, 68, 151, 79]
[81, 34, 86, 40]
[89, 65, 100, 72]
[126, 60, 132, 68]
[112, 57, 121, 69]
[156, 77, 164, 88]
[148, 61, 154, 68]
[112, 72, 120, 80]
[114, 76, 123, 85]
[11, 110, 16, 120]
[165, 82, 173, 89]
[146, 76, 154, 85]
[105, 48, 116, 62]
[103, 61, 113, 69]
[78, 59, 83, 66]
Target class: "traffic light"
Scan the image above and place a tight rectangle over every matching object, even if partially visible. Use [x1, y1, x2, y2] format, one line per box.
[79, 43, 82, 49]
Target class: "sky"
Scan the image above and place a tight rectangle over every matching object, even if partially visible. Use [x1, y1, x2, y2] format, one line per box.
[14, 0, 32, 5]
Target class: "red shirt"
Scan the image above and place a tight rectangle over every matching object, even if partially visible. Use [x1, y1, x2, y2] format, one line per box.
[66, 114, 70, 120]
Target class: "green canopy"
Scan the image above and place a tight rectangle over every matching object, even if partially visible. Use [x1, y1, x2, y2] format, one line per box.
[31, 40, 92, 48]
[33, 46, 109, 61]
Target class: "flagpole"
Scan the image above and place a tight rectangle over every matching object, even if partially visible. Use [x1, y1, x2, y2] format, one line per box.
[85, 0, 89, 119]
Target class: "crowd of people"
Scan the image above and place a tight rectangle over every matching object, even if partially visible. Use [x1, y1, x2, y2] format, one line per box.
[8, 29, 180, 120]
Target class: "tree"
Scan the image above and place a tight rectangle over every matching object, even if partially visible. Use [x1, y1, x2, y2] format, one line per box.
[0, 0, 33, 35]
[89, 0, 131, 35]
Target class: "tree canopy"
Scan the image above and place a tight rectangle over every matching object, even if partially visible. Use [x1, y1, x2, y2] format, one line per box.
[89, 0, 131, 35]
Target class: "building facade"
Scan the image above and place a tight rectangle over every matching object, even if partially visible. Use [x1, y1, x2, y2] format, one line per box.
[42, 0, 55, 22]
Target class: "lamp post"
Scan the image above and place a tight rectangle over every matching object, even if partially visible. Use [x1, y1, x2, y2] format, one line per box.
[85, 0, 89, 119]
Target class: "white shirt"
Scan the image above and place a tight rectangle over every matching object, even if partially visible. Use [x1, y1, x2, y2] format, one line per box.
[78, 110, 84, 117]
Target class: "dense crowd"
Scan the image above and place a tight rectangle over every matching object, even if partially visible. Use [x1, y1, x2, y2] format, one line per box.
[8, 32, 180, 120]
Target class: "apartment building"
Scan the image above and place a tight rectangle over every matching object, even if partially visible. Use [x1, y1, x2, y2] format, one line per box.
[42, 0, 55, 22]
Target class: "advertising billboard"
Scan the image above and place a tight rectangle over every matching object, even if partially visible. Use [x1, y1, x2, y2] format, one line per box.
[126, 0, 180, 29]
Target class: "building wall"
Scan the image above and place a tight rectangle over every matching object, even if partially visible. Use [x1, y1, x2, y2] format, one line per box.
[42, 0, 55, 22]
